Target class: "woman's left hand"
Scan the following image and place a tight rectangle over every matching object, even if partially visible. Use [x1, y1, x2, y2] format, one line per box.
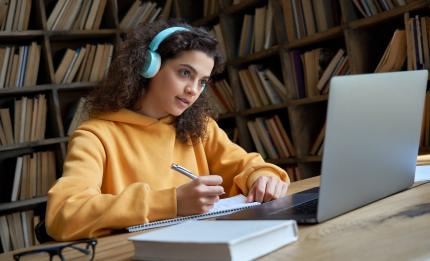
[246, 176, 289, 203]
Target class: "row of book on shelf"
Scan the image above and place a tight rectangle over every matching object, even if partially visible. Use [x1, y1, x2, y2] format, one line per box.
[0, 210, 39, 252]
[238, 66, 288, 108]
[353, 0, 408, 18]
[282, 0, 340, 40]
[0, 42, 41, 89]
[47, 0, 107, 31]
[372, 13, 430, 72]
[288, 48, 350, 99]
[247, 115, 295, 160]
[0, 0, 31, 32]
[120, 0, 164, 30]
[10, 151, 57, 202]
[55, 43, 114, 84]
[207, 79, 234, 114]
[66, 97, 88, 136]
[237, 3, 274, 57]
[0, 95, 47, 146]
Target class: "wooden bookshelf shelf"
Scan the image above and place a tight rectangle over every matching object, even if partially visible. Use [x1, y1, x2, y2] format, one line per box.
[0, 137, 68, 153]
[267, 157, 296, 165]
[290, 95, 328, 106]
[223, 0, 265, 15]
[0, 31, 45, 40]
[240, 102, 289, 116]
[299, 155, 323, 163]
[218, 112, 237, 120]
[348, 0, 429, 29]
[229, 45, 281, 66]
[0, 197, 47, 215]
[56, 81, 99, 90]
[47, 29, 118, 40]
[193, 14, 219, 27]
[286, 27, 344, 49]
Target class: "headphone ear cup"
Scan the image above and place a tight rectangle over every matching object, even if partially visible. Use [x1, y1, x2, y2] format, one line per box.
[140, 51, 161, 78]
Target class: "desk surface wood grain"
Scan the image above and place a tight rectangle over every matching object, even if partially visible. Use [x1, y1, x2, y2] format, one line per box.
[2, 177, 429, 261]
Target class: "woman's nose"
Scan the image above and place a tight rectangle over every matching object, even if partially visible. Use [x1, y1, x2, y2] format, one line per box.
[185, 81, 199, 95]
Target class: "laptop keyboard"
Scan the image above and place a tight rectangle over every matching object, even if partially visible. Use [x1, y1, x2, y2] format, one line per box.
[293, 198, 318, 215]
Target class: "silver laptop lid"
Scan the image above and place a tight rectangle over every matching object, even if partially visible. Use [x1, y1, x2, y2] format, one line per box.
[317, 70, 428, 222]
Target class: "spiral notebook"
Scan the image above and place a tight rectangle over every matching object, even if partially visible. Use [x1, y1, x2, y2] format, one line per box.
[127, 194, 260, 232]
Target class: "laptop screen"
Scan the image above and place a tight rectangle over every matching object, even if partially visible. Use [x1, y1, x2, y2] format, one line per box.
[317, 70, 428, 222]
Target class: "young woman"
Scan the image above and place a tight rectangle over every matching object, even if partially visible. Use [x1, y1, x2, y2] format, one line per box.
[45, 20, 290, 241]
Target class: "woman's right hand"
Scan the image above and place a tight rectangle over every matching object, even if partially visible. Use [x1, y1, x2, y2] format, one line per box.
[176, 175, 224, 216]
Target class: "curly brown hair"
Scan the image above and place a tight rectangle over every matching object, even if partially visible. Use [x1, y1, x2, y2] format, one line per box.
[86, 20, 224, 142]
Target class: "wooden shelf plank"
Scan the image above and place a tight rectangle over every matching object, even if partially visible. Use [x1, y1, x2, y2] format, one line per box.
[286, 26, 344, 49]
[289, 95, 328, 106]
[267, 157, 297, 165]
[0, 137, 68, 153]
[348, 0, 429, 29]
[229, 45, 280, 66]
[0, 196, 47, 215]
[240, 102, 289, 116]
[0, 30, 45, 40]
[299, 155, 323, 163]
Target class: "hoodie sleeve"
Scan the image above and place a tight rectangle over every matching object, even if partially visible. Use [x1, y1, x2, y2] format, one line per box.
[203, 119, 289, 196]
[45, 129, 177, 241]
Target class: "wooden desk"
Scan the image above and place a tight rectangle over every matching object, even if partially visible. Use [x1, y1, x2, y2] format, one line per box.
[2, 177, 429, 261]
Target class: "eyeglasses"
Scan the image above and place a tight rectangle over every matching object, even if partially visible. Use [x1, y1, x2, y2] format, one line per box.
[13, 238, 97, 261]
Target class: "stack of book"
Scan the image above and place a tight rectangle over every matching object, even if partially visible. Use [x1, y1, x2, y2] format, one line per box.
[287, 48, 350, 99]
[0, 0, 31, 31]
[66, 97, 88, 135]
[0, 95, 47, 146]
[238, 4, 274, 56]
[353, 0, 407, 18]
[309, 122, 326, 156]
[119, 0, 162, 30]
[11, 151, 57, 202]
[0, 42, 41, 88]
[405, 14, 430, 71]
[203, 0, 221, 17]
[0, 210, 38, 252]
[207, 79, 235, 114]
[282, 0, 340, 40]
[54, 43, 114, 84]
[210, 24, 228, 60]
[247, 115, 295, 160]
[375, 29, 407, 72]
[47, 0, 107, 31]
[238, 66, 288, 108]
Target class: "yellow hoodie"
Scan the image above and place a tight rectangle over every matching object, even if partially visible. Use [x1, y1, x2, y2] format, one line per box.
[46, 109, 289, 241]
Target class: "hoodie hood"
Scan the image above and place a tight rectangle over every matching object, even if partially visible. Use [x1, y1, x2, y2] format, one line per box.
[93, 108, 175, 127]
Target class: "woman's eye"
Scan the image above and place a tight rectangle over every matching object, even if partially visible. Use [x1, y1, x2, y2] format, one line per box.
[179, 69, 191, 77]
[200, 80, 208, 89]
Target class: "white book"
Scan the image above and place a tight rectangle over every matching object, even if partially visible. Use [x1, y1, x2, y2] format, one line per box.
[11, 156, 23, 201]
[129, 220, 298, 261]
[127, 194, 260, 232]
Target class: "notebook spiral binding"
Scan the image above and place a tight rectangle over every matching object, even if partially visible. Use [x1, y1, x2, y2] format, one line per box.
[127, 203, 259, 232]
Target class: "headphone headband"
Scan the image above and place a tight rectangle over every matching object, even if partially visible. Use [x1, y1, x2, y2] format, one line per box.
[140, 26, 190, 78]
[148, 26, 190, 51]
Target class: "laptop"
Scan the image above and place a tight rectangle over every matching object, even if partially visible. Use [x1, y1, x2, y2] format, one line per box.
[219, 70, 428, 224]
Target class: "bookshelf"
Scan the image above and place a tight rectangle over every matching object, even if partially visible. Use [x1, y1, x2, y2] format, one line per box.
[185, 0, 430, 178]
[0, 0, 182, 252]
[0, 0, 429, 253]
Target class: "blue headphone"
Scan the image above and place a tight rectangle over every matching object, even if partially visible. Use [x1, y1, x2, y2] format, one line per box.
[139, 26, 190, 78]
